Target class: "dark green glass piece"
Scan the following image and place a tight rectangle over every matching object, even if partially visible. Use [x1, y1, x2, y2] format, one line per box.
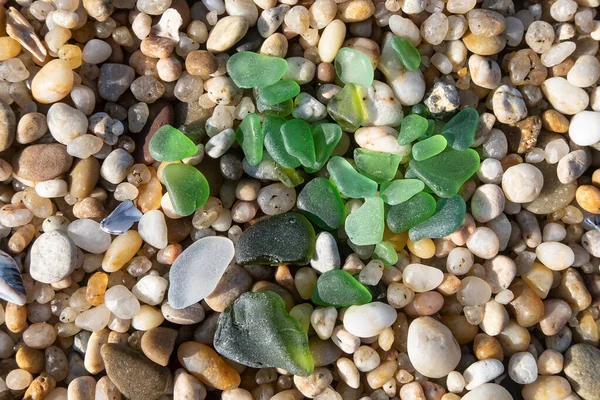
[353, 148, 401, 183]
[398, 114, 429, 145]
[296, 177, 345, 230]
[311, 270, 372, 307]
[442, 107, 479, 150]
[263, 116, 301, 168]
[387, 192, 436, 233]
[409, 195, 466, 241]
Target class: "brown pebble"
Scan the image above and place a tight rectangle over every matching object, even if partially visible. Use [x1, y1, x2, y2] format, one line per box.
[140, 37, 175, 59]
[8, 224, 36, 254]
[68, 376, 96, 400]
[552, 268, 592, 313]
[133, 100, 174, 164]
[550, 58, 575, 77]
[6, 302, 27, 333]
[185, 50, 218, 76]
[177, 341, 241, 391]
[441, 315, 479, 345]
[508, 49, 547, 86]
[12, 144, 73, 182]
[69, 156, 100, 199]
[141, 327, 178, 367]
[467, 9, 505, 37]
[462, 31, 506, 56]
[23, 373, 56, 400]
[576, 185, 600, 214]
[506, 116, 542, 154]
[508, 279, 545, 328]
[473, 333, 504, 361]
[73, 197, 107, 220]
[16, 346, 45, 374]
[336, 0, 374, 23]
[422, 381, 446, 400]
[317, 62, 335, 83]
[541, 110, 569, 133]
[205, 264, 252, 312]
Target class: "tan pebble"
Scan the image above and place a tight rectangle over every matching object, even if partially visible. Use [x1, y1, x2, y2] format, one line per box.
[6, 302, 27, 333]
[462, 31, 506, 56]
[73, 197, 107, 220]
[576, 185, 600, 214]
[572, 310, 598, 346]
[185, 50, 218, 76]
[206, 16, 249, 53]
[260, 33, 288, 58]
[135, 172, 162, 213]
[17, 112, 48, 144]
[23, 323, 57, 349]
[552, 267, 592, 313]
[12, 143, 73, 183]
[31, 60, 74, 104]
[16, 347, 45, 374]
[205, 264, 252, 312]
[521, 262, 553, 299]
[541, 110, 569, 133]
[522, 376, 571, 400]
[95, 376, 122, 400]
[400, 381, 425, 400]
[507, 279, 544, 328]
[422, 381, 446, 400]
[467, 9, 505, 37]
[177, 341, 241, 391]
[102, 230, 143, 272]
[7, 368, 33, 391]
[537, 349, 564, 375]
[0, 37, 21, 60]
[141, 327, 178, 366]
[473, 333, 504, 361]
[68, 376, 96, 400]
[8, 224, 36, 254]
[84, 329, 109, 374]
[140, 36, 175, 59]
[69, 157, 100, 199]
[497, 319, 530, 357]
[173, 368, 207, 400]
[437, 274, 462, 296]
[441, 315, 479, 345]
[86, 271, 108, 306]
[366, 360, 397, 389]
[23, 373, 56, 400]
[293, 367, 333, 398]
[336, 0, 374, 22]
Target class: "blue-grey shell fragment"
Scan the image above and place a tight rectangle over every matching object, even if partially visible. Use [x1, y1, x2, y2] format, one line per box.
[0, 250, 26, 305]
[100, 200, 143, 235]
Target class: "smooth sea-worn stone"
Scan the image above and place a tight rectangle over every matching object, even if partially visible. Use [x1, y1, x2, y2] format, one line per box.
[100, 200, 143, 235]
[310, 231, 340, 273]
[524, 162, 577, 214]
[312, 270, 372, 307]
[162, 164, 210, 217]
[343, 302, 397, 338]
[207, 16, 249, 52]
[297, 177, 345, 230]
[408, 149, 480, 198]
[380, 179, 424, 205]
[30, 231, 78, 284]
[391, 36, 421, 71]
[564, 344, 600, 400]
[101, 344, 171, 400]
[387, 192, 436, 233]
[442, 107, 479, 150]
[214, 292, 314, 376]
[148, 125, 197, 162]
[168, 236, 235, 309]
[68, 219, 112, 253]
[407, 316, 461, 378]
[12, 144, 72, 182]
[569, 111, 600, 146]
[353, 148, 401, 183]
[236, 113, 264, 166]
[345, 197, 384, 245]
[327, 156, 377, 198]
[461, 384, 512, 400]
[409, 195, 466, 241]
[236, 213, 315, 265]
[98, 64, 135, 102]
[0, 99, 15, 152]
[0, 250, 26, 305]
[334, 47, 374, 87]
[227, 51, 287, 89]
[137, 210, 168, 249]
[141, 327, 177, 367]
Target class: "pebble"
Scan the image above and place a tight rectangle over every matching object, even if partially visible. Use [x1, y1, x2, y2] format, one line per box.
[132, 275, 168, 306]
[138, 210, 168, 249]
[541, 77, 589, 115]
[30, 231, 78, 284]
[177, 341, 240, 390]
[257, 183, 296, 215]
[502, 164, 543, 203]
[12, 143, 73, 182]
[318, 19, 346, 63]
[98, 64, 136, 102]
[207, 16, 249, 52]
[342, 302, 396, 338]
[68, 376, 96, 400]
[403, 264, 444, 292]
[558, 150, 590, 184]
[471, 184, 505, 223]
[564, 344, 600, 400]
[463, 358, 504, 390]
[407, 317, 461, 378]
[468, 55, 501, 89]
[141, 327, 177, 367]
[31, 60, 74, 104]
[567, 55, 600, 88]
[536, 242, 575, 271]
[522, 376, 572, 400]
[310, 232, 340, 274]
[100, 149, 134, 184]
[461, 384, 512, 400]
[105, 285, 140, 319]
[466, 227, 499, 259]
[492, 85, 527, 124]
[67, 219, 111, 254]
[102, 344, 171, 400]
[569, 111, 600, 146]
[508, 351, 537, 384]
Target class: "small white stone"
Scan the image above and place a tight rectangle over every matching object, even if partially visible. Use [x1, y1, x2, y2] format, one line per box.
[471, 184, 505, 223]
[132, 275, 168, 306]
[359, 260, 384, 286]
[457, 276, 492, 306]
[105, 285, 140, 319]
[508, 352, 538, 384]
[343, 302, 397, 338]
[447, 371, 465, 393]
[535, 242, 575, 271]
[35, 179, 68, 198]
[310, 231, 340, 273]
[462, 384, 513, 400]
[463, 359, 505, 390]
[541, 77, 589, 115]
[541, 42, 575, 67]
[310, 306, 337, 340]
[402, 264, 444, 292]
[502, 164, 544, 203]
[75, 304, 111, 331]
[131, 305, 164, 331]
[354, 126, 411, 155]
[569, 111, 600, 146]
[47, 103, 88, 145]
[138, 210, 168, 249]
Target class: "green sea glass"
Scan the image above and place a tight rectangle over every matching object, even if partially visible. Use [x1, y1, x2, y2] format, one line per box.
[281, 119, 316, 168]
[214, 292, 314, 376]
[412, 135, 447, 161]
[327, 156, 377, 199]
[373, 241, 399, 265]
[442, 107, 479, 150]
[408, 148, 480, 198]
[236, 113, 264, 166]
[353, 148, 401, 183]
[327, 83, 365, 132]
[379, 179, 425, 205]
[345, 197, 384, 245]
[235, 213, 315, 265]
[312, 270, 372, 307]
[306, 123, 342, 173]
[148, 125, 198, 162]
[258, 80, 301, 106]
[398, 114, 429, 145]
[162, 163, 210, 216]
[334, 47, 374, 87]
[391, 37, 421, 71]
[257, 97, 293, 117]
[409, 195, 466, 241]
[296, 177, 345, 230]
[226, 52, 288, 88]
[387, 192, 436, 233]
[263, 116, 301, 168]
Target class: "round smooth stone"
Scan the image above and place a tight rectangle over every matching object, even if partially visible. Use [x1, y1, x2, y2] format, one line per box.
[342, 302, 397, 338]
[535, 242, 574, 271]
[502, 164, 544, 203]
[541, 77, 589, 115]
[67, 219, 112, 254]
[569, 111, 600, 146]
[402, 264, 444, 292]
[138, 210, 168, 249]
[461, 384, 513, 400]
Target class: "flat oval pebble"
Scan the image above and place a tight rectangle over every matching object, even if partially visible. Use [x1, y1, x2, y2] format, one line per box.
[168, 236, 235, 309]
[403, 264, 444, 292]
[67, 219, 111, 254]
[461, 383, 513, 400]
[407, 316, 461, 378]
[343, 302, 397, 338]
